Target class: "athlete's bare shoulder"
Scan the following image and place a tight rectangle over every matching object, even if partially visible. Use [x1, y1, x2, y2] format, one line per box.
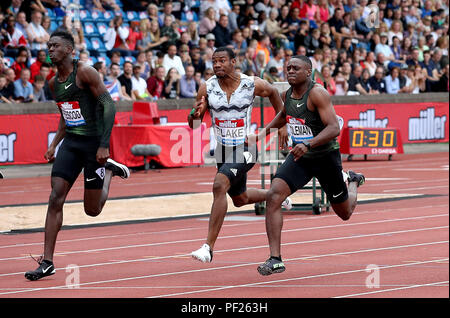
[309, 82, 332, 109]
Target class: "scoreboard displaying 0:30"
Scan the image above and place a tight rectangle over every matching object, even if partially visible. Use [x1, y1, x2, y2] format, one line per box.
[340, 127, 404, 158]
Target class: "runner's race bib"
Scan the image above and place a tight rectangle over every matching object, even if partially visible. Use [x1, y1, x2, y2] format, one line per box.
[57, 101, 86, 127]
[215, 118, 246, 146]
[286, 115, 313, 144]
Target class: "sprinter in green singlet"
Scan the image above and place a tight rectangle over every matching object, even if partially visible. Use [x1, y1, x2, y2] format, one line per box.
[252, 55, 366, 276]
[25, 30, 130, 281]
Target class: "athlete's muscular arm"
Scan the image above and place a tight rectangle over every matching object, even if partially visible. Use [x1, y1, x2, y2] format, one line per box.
[45, 77, 65, 162]
[77, 63, 116, 164]
[253, 77, 288, 148]
[188, 82, 208, 129]
[290, 85, 340, 160]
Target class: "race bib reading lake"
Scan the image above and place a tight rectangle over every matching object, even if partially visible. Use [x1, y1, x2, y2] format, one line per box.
[214, 118, 246, 146]
[286, 115, 313, 144]
[57, 101, 86, 127]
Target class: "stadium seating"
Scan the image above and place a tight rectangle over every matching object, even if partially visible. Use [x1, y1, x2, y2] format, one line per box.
[84, 22, 100, 37]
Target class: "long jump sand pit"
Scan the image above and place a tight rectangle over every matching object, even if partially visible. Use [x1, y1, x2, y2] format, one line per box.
[0, 192, 422, 233]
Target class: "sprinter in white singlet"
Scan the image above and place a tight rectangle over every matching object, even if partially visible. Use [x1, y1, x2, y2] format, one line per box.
[188, 47, 290, 263]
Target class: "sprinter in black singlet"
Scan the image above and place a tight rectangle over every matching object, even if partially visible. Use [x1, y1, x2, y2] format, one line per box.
[25, 30, 130, 281]
[254, 55, 366, 275]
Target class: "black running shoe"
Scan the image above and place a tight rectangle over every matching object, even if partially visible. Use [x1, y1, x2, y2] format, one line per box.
[347, 170, 365, 187]
[0, 170, 3, 179]
[105, 158, 130, 179]
[25, 257, 55, 281]
[257, 257, 286, 276]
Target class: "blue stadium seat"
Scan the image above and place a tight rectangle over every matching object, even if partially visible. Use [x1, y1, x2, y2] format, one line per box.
[123, 56, 136, 64]
[46, 8, 54, 18]
[90, 37, 107, 53]
[96, 22, 108, 37]
[90, 10, 104, 22]
[125, 11, 139, 22]
[84, 22, 99, 37]
[50, 21, 58, 32]
[86, 56, 97, 66]
[84, 38, 93, 51]
[79, 10, 92, 21]
[138, 11, 148, 20]
[97, 54, 111, 67]
[102, 10, 115, 22]
[3, 57, 14, 67]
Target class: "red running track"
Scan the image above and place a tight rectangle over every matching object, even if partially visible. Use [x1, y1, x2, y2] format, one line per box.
[0, 152, 448, 298]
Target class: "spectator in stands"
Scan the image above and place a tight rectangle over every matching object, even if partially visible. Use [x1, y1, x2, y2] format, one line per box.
[265, 47, 285, 79]
[126, 21, 143, 58]
[93, 61, 108, 81]
[131, 64, 151, 100]
[135, 51, 151, 80]
[334, 70, 349, 95]
[434, 62, 449, 92]
[406, 47, 421, 67]
[357, 68, 375, 95]
[118, 61, 134, 100]
[212, 14, 232, 48]
[104, 16, 131, 56]
[187, 21, 200, 47]
[191, 46, 206, 75]
[228, 4, 240, 33]
[199, 7, 216, 37]
[347, 64, 363, 95]
[15, 11, 28, 40]
[2, 68, 16, 100]
[164, 67, 180, 99]
[385, 66, 401, 94]
[364, 51, 377, 76]
[316, 64, 336, 95]
[145, 19, 169, 52]
[26, 10, 49, 57]
[92, 0, 121, 12]
[14, 67, 33, 102]
[146, 3, 159, 24]
[0, 74, 13, 103]
[230, 29, 247, 54]
[160, 15, 180, 52]
[30, 49, 47, 81]
[146, 65, 166, 99]
[32, 74, 46, 102]
[179, 65, 197, 98]
[421, 49, 441, 91]
[329, 7, 352, 49]
[305, 28, 321, 55]
[162, 43, 186, 77]
[11, 47, 29, 80]
[105, 62, 130, 101]
[158, 1, 177, 28]
[369, 66, 387, 94]
[1, 14, 28, 58]
[36, 62, 53, 100]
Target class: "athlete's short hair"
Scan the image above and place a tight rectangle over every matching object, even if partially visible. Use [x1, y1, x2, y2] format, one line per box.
[50, 30, 75, 48]
[291, 55, 312, 70]
[213, 47, 236, 60]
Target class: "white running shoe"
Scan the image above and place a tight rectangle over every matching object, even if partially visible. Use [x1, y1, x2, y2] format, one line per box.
[106, 158, 130, 179]
[191, 243, 213, 263]
[282, 197, 292, 210]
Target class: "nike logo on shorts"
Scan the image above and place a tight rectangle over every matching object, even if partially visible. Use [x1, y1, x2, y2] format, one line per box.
[333, 191, 343, 198]
[86, 177, 96, 182]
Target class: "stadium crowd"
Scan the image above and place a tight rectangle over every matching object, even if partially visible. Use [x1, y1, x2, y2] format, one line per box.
[0, 0, 448, 104]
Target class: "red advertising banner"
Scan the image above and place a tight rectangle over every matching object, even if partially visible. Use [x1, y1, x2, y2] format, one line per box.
[0, 101, 448, 166]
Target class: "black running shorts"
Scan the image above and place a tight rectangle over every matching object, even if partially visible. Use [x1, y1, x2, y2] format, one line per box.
[274, 149, 348, 204]
[51, 133, 105, 189]
[215, 144, 257, 197]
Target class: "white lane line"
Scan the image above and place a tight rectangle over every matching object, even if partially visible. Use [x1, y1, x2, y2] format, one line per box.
[0, 242, 447, 296]
[0, 213, 447, 262]
[1, 203, 447, 250]
[334, 280, 449, 298]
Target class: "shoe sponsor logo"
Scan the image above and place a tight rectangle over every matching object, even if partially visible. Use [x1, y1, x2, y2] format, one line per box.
[230, 168, 238, 176]
[333, 191, 344, 198]
[42, 265, 53, 274]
